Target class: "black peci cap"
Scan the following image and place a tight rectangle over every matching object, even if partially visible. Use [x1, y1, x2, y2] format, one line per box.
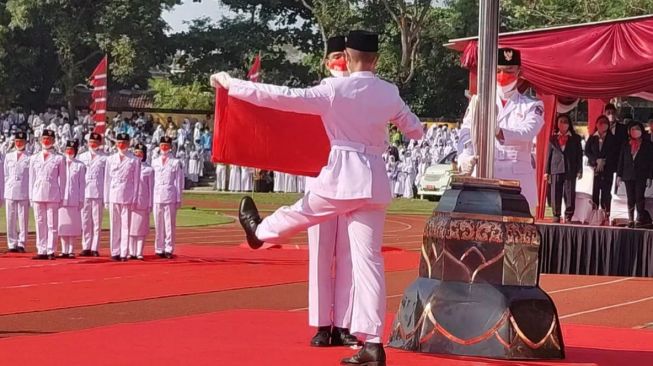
[498, 48, 521, 66]
[160, 136, 173, 145]
[89, 132, 103, 142]
[326, 35, 346, 55]
[14, 131, 26, 140]
[346, 30, 379, 52]
[116, 133, 130, 142]
[42, 129, 56, 138]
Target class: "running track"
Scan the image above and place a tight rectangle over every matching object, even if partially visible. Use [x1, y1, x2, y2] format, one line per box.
[0, 198, 652, 339]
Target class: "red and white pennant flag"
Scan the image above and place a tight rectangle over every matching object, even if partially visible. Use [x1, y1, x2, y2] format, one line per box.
[247, 52, 261, 82]
[89, 55, 108, 135]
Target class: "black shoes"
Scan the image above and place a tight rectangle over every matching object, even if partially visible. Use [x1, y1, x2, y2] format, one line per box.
[310, 326, 362, 347]
[17, 247, 26, 253]
[58, 253, 75, 259]
[341, 342, 386, 366]
[156, 252, 166, 258]
[331, 327, 362, 347]
[111, 255, 121, 261]
[164, 252, 174, 259]
[92, 251, 100, 257]
[239, 196, 264, 249]
[8, 248, 19, 253]
[32, 254, 55, 260]
[310, 326, 332, 347]
[80, 250, 93, 257]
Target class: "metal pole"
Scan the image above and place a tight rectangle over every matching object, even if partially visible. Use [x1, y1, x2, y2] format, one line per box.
[475, 0, 500, 179]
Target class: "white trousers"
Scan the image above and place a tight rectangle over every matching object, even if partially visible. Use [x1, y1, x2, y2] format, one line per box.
[256, 193, 387, 338]
[82, 198, 104, 251]
[109, 203, 131, 258]
[154, 203, 177, 254]
[6, 199, 29, 249]
[33, 202, 60, 255]
[307, 215, 353, 329]
[60, 236, 75, 254]
[495, 162, 537, 210]
[129, 237, 145, 257]
[215, 166, 227, 190]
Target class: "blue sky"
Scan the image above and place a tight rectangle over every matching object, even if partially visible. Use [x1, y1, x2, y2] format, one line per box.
[163, 0, 230, 33]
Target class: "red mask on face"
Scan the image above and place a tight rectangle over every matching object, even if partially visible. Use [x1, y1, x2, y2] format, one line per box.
[116, 141, 128, 151]
[42, 137, 54, 149]
[160, 144, 171, 153]
[89, 141, 99, 150]
[497, 71, 518, 86]
[15, 140, 25, 150]
[327, 57, 347, 72]
[65, 148, 76, 157]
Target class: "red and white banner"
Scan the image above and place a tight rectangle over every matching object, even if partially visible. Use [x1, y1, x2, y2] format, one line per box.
[89, 55, 108, 134]
[247, 53, 261, 82]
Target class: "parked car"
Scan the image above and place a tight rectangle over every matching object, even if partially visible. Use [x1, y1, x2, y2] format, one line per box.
[417, 151, 457, 200]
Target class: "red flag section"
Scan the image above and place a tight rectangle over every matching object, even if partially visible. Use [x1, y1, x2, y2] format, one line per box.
[247, 53, 261, 82]
[89, 56, 108, 135]
[211, 87, 330, 176]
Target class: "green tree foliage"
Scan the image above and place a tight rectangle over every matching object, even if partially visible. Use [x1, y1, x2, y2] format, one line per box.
[149, 78, 213, 110]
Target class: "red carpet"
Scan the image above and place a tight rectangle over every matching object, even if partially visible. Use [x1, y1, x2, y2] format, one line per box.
[0, 310, 651, 366]
[0, 245, 418, 315]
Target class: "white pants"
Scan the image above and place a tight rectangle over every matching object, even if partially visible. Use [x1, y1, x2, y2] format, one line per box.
[129, 236, 145, 257]
[215, 165, 226, 190]
[257, 193, 387, 338]
[154, 203, 177, 254]
[307, 215, 353, 329]
[495, 162, 537, 210]
[109, 203, 131, 258]
[82, 198, 104, 251]
[6, 199, 29, 249]
[60, 236, 75, 254]
[33, 202, 60, 255]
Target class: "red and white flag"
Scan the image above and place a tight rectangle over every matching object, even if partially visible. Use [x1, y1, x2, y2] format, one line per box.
[247, 53, 261, 82]
[89, 55, 108, 134]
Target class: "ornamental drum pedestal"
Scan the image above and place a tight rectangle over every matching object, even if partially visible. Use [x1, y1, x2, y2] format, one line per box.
[388, 176, 564, 359]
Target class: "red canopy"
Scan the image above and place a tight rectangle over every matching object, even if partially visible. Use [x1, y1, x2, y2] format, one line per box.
[446, 15, 653, 219]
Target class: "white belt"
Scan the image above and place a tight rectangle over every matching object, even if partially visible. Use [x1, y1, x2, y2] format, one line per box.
[331, 140, 385, 156]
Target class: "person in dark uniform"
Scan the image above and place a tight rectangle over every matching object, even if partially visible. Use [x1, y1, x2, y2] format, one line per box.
[616, 121, 653, 228]
[585, 115, 620, 223]
[545, 114, 583, 223]
[605, 103, 628, 146]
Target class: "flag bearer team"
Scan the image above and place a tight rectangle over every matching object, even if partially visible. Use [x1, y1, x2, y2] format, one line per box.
[4, 129, 184, 261]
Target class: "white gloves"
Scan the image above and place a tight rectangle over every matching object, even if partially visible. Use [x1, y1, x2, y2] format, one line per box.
[458, 154, 478, 176]
[210, 72, 232, 90]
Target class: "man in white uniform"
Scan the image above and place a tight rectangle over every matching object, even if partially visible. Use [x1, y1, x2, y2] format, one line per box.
[104, 133, 141, 261]
[79, 132, 107, 257]
[152, 136, 184, 258]
[211, 30, 423, 366]
[306, 35, 359, 348]
[458, 48, 544, 209]
[4, 131, 29, 253]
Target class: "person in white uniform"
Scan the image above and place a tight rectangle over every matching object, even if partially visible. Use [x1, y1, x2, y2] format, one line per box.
[129, 143, 154, 260]
[212, 30, 423, 366]
[79, 132, 107, 257]
[305, 35, 360, 348]
[228, 164, 241, 192]
[104, 133, 141, 262]
[241, 165, 254, 191]
[152, 136, 184, 259]
[5, 132, 30, 253]
[58, 140, 86, 258]
[215, 163, 227, 191]
[458, 48, 544, 210]
[30, 129, 66, 260]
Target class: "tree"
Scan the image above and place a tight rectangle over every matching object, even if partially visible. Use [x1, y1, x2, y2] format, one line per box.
[1, 0, 181, 111]
[150, 78, 213, 110]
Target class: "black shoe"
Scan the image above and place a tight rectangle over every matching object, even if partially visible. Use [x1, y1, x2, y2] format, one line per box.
[129, 255, 138, 260]
[120, 257, 128, 262]
[8, 248, 19, 253]
[32, 254, 48, 260]
[239, 196, 264, 249]
[628, 221, 636, 228]
[92, 251, 100, 257]
[331, 327, 362, 347]
[17, 247, 26, 253]
[111, 255, 121, 261]
[164, 252, 174, 259]
[310, 326, 332, 347]
[58, 253, 70, 259]
[80, 250, 92, 257]
[341, 343, 386, 366]
[47, 254, 56, 260]
[156, 252, 166, 258]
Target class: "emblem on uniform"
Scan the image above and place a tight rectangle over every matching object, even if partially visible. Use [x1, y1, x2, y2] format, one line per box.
[504, 50, 513, 61]
[516, 112, 524, 119]
[535, 106, 544, 116]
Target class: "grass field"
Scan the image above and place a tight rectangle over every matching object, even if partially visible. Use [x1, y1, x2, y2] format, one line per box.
[0, 205, 233, 234]
[183, 192, 436, 215]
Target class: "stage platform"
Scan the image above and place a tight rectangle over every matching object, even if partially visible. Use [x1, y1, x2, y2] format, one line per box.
[1, 310, 652, 366]
[538, 223, 653, 277]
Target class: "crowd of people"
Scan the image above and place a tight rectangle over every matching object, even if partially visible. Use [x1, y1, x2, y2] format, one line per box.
[0, 107, 204, 260]
[545, 103, 653, 228]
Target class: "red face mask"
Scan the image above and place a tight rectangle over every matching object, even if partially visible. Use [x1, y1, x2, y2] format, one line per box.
[65, 148, 76, 157]
[89, 141, 99, 150]
[116, 141, 128, 151]
[41, 137, 54, 148]
[15, 140, 25, 150]
[497, 71, 518, 86]
[327, 57, 347, 72]
[160, 144, 171, 153]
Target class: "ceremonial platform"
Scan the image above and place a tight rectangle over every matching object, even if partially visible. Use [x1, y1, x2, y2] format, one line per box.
[538, 223, 653, 278]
